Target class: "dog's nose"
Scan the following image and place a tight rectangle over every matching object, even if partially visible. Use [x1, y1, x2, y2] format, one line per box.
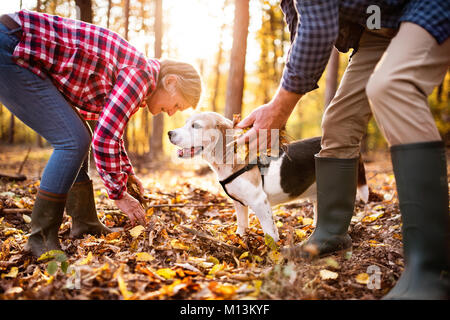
[168, 130, 174, 139]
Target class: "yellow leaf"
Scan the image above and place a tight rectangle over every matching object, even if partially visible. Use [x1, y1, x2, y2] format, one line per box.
[78, 251, 93, 265]
[324, 257, 340, 269]
[239, 251, 249, 260]
[146, 207, 154, 216]
[362, 211, 384, 223]
[117, 274, 133, 300]
[22, 214, 31, 223]
[303, 218, 314, 225]
[156, 268, 177, 280]
[1, 267, 18, 279]
[355, 273, 370, 285]
[276, 221, 283, 228]
[207, 256, 220, 265]
[295, 229, 307, 240]
[209, 263, 225, 275]
[268, 251, 282, 264]
[264, 234, 279, 251]
[170, 239, 190, 250]
[136, 252, 154, 262]
[129, 225, 145, 238]
[371, 225, 382, 230]
[319, 269, 338, 280]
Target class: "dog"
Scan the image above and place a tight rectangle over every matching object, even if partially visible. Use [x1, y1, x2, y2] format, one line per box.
[168, 112, 368, 242]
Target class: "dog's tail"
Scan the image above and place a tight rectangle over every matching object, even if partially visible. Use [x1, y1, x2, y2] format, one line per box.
[356, 156, 369, 203]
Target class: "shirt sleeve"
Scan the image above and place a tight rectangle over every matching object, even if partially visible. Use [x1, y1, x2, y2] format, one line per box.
[92, 67, 150, 200]
[281, 0, 339, 95]
[119, 138, 135, 176]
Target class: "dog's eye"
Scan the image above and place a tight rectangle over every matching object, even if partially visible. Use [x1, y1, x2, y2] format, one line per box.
[192, 122, 202, 129]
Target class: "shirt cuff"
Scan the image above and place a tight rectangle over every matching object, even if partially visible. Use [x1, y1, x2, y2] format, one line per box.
[281, 66, 320, 95]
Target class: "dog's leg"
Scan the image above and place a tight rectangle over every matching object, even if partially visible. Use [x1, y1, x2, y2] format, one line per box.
[233, 201, 248, 236]
[248, 196, 279, 242]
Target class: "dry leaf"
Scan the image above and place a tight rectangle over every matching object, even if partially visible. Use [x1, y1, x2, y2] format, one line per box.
[355, 273, 370, 285]
[1, 267, 18, 278]
[156, 268, 177, 280]
[78, 251, 93, 265]
[136, 252, 154, 262]
[319, 269, 338, 280]
[129, 225, 145, 238]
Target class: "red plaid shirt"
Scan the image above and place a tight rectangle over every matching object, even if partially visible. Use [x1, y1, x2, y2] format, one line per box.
[12, 10, 160, 199]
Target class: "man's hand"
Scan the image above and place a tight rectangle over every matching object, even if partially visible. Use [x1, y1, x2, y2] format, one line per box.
[234, 87, 303, 149]
[114, 192, 146, 226]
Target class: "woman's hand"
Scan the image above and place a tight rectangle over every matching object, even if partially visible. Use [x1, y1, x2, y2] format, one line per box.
[114, 192, 146, 226]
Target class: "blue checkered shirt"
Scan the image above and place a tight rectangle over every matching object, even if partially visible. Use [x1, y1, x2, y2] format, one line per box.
[281, 0, 450, 95]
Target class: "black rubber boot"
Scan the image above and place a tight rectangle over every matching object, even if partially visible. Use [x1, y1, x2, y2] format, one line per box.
[25, 189, 66, 258]
[383, 141, 449, 300]
[282, 156, 357, 259]
[66, 180, 112, 238]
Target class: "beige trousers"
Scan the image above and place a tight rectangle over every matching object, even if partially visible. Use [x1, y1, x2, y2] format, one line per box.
[319, 22, 450, 158]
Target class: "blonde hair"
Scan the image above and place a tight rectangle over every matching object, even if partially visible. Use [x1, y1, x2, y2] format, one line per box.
[158, 59, 202, 108]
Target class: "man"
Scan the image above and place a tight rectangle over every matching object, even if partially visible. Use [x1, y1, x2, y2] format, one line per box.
[237, 0, 449, 299]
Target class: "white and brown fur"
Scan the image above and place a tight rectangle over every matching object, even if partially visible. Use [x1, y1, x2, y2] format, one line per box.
[168, 112, 369, 242]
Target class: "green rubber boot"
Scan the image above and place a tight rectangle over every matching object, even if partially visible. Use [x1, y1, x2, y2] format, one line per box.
[25, 189, 66, 258]
[282, 156, 357, 259]
[383, 141, 449, 300]
[66, 180, 112, 238]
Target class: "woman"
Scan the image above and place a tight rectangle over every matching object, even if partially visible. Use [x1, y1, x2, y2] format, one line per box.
[0, 10, 202, 257]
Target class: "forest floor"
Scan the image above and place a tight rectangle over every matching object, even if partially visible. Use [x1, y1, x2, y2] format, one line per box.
[0, 145, 449, 300]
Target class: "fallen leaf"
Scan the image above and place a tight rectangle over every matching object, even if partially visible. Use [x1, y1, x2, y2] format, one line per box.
[239, 251, 249, 260]
[170, 239, 190, 250]
[129, 225, 145, 238]
[117, 274, 133, 300]
[355, 273, 370, 285]
[156, 268, 177, 280]
[295, 229, 307, 240]
[319, 269, 338, 280]
[362, 211, 384, 223]
[209, 263, 225, 275]
[1, 267, 18, 278]
[78, 251, 93, 265]
[264, 234, 279, 251]
[136, 252, 155, 262]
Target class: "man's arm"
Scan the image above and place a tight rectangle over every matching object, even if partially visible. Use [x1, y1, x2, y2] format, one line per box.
[237, 0, 339, 141]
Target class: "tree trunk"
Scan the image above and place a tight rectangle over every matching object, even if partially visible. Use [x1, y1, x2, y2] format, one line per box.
[74, 0, 93, 23]
[149, 0, 164, 160]
[211, 1, 228, 113]
[106, 0, 112, 29]
[224, 0, 250, 120]
[324, 48, 339, 108]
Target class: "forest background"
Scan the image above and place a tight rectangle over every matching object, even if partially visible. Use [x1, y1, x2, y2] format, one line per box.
[0, 0, 449, 159]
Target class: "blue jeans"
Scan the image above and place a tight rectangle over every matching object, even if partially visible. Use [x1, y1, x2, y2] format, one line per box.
[0, 22, 92, 195]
